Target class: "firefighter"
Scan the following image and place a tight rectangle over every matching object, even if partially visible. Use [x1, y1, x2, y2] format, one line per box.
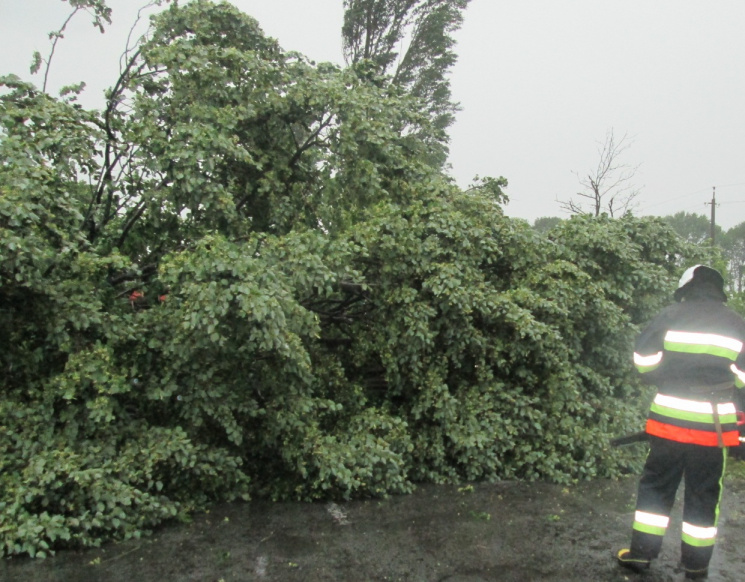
[617, 264, 745, 580]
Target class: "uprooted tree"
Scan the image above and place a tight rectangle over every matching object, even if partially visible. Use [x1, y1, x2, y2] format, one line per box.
[0, 0, 707, 559]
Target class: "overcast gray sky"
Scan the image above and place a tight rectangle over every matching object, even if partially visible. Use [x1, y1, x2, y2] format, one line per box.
[2, 0, 744, 229]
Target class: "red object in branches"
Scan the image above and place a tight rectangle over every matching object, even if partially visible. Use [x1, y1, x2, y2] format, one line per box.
[129, 290, 145, 309]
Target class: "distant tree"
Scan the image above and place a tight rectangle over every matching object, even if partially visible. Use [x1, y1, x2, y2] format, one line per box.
[662, 211, 722, 246]
[560, 129, 641, 218]
[723, 222, 745, 293]
[342, 0, 471, 166]
[532, 216, 563, 234]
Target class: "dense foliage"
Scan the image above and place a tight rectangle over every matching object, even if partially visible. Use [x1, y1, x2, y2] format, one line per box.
[1, 0, 702, 558]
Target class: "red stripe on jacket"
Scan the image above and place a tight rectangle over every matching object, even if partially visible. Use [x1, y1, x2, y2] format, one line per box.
[646, 418, 740, 447]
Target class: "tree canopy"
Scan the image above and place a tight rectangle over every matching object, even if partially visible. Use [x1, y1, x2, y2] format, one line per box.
[662, 211, 720, 246]
[722, 221, 745, 293]
[532, 216, 564, 234]
[342, 0, 471, 167]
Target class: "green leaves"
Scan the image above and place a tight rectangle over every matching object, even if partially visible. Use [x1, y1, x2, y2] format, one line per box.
[0, 0, 705, 559]
[30, 52, 42, 75]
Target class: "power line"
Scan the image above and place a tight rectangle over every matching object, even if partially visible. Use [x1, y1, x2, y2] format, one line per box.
[636, 181, 745, 214]
[636, 189, 709, 212]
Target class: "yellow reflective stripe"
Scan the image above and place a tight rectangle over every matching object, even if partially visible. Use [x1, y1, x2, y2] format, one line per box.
[682, 522, 717, 539]
[634, 351, 663, 367]
[731, 364, 745, 388]
[665, 331, 743, 353]
[635, 511, 669, 528]
[634, 351, 663, 373]
[665, 330, 743, 360]
[654, 394, 736, 416]
[633, 510, 669, 536]
[682, 522, 717, 547]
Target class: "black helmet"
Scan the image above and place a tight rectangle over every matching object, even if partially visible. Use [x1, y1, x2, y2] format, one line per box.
[673, 264, 727, 302]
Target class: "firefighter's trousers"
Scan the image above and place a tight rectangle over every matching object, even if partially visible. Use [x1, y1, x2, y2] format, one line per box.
[630, 435, 727, 572]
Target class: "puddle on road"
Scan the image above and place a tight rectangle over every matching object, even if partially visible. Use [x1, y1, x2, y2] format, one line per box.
[3, 475, 744, 581]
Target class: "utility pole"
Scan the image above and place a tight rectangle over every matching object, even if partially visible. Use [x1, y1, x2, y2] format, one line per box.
[705, 186, 717, 245]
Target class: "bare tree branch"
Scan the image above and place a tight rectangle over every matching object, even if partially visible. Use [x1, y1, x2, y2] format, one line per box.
[560, 128, 642, 218]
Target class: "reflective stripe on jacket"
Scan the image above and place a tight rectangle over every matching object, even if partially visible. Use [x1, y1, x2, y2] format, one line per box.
[633, 299, 745, 447]
[645, 394, 739, 447]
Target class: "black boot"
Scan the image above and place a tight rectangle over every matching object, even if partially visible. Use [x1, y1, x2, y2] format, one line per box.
[617, 548, 651, 573]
